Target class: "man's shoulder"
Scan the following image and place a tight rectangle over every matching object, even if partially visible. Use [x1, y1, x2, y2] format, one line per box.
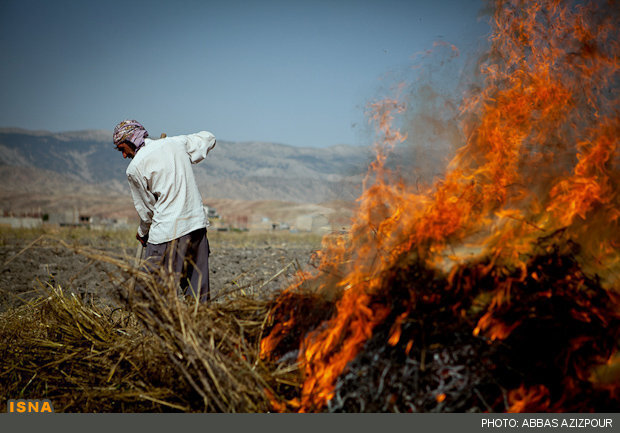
[145, 136, 185, 150]
[131, 138, 183, 167]
[136, 139, 166, 160]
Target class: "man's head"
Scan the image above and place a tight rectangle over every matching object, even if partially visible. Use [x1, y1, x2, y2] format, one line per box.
[113, 120, 149, 159]
[116, 141, 136, 159]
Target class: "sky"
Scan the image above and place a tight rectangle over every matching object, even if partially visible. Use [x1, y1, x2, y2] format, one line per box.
[0, 0, 490, 148]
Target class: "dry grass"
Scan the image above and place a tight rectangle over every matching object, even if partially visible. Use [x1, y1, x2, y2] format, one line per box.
[0, 226, 136, 249]
[204, 230, 323, 249]
[0, 236, 303, 412]
[0, 225, 324, 249]
[0, 287, 181, 412]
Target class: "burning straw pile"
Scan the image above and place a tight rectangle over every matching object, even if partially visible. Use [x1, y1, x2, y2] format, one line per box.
[259, 0, 619, 413]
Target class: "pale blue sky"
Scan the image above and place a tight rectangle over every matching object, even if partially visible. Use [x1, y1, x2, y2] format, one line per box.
[0, 0, 490, 147]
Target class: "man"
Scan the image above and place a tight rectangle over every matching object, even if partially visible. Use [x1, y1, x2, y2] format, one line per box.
[113, 119, 216, 302]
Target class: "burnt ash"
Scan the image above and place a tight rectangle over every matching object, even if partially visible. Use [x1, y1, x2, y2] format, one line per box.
[329, 326, 497, 412]
[320, 236, 619, 412]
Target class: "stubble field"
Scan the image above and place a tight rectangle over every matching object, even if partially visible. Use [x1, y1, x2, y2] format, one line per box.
[0, 226, 322, 313]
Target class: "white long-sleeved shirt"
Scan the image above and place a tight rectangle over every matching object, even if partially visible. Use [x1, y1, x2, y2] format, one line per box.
[126, 131, 216, 244]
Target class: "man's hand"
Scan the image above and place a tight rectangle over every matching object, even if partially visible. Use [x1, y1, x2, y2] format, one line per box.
[136, 232, 148, 247]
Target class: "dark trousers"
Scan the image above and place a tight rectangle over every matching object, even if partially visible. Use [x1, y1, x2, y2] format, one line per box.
[144, 228, 211, 302]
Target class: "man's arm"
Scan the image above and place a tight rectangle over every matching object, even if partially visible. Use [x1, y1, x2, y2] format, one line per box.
[127, 167, 156, 239]
[184, 131, 216, 164]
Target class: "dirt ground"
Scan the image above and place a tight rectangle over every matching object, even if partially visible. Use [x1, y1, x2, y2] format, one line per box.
[0, 227, 322, 313]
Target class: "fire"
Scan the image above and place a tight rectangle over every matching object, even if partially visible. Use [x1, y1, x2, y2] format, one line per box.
[261, 0, 618, 412]
[508, 385, 551, 413]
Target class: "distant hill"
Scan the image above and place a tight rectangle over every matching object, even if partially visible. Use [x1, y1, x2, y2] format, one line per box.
[0, 128, 373, 217]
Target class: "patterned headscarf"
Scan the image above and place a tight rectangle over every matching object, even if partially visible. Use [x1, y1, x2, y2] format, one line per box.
[113, 120, 149, 152]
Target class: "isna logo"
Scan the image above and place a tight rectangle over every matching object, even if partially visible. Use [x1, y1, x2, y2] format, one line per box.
[7, 399, 55, 413]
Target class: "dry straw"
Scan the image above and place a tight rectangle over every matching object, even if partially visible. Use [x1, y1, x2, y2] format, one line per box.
[0, 238, 302, 412]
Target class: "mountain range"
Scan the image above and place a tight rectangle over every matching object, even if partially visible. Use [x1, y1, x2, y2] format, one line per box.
[0, 128, 374, 218]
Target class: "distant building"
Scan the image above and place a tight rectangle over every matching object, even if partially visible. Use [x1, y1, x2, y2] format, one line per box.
[295, 213, 330, 234]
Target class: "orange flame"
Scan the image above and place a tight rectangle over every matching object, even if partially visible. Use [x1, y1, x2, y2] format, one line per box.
[262, 0, 619, 412]
[508, 385, 551, 413]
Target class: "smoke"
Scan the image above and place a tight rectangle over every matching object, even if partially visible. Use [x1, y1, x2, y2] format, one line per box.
[368, 37, 490, 192]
